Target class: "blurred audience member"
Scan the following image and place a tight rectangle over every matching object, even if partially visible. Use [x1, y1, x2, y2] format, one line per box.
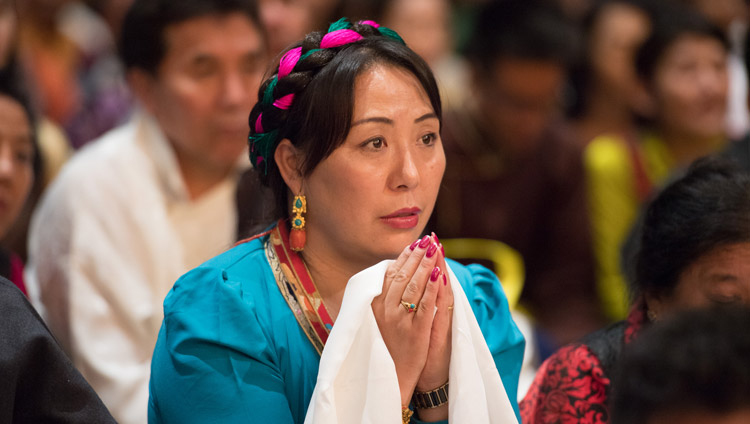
[722, 30, 750, 170]
[586, 5, 729, 320]
[0, 76, 39, 295]
[433, 0, 602, 347]
[0, 276, 117, 423]
[258, 0, 341, 57]
[370, 0, 469, 110]
[17, 0, 132, 148]
[612, 307, 750, 424]
[568, 0, 652, 146]
[0, 0, 70, 266]
[679, 0, 749, 139]
[25, 1, 267, 423]
[522, 157, 750, 423]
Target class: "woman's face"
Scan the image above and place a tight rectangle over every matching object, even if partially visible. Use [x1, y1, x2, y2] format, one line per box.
[649, 35, 728, 141]
[383, 0, 451, 66]
[303, 65, 445, 270]
[588, 3, 650, 101]
[652, 243, 750, 317]
[0, 94, 34, 238]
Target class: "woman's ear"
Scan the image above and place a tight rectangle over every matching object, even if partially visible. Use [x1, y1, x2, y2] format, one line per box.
[274, 139, 304, 194]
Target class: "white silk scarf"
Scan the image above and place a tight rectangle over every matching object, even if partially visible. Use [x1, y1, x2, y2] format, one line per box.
[304, 261, 519, 423]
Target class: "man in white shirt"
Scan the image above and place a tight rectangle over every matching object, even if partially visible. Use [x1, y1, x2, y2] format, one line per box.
[25, 1, 268, 423]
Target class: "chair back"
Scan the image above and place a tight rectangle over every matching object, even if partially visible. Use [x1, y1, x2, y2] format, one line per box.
[442, 238, 525, 310]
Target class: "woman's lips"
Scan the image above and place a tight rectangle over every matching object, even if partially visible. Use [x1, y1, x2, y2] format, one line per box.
[380, 207, 421, 229]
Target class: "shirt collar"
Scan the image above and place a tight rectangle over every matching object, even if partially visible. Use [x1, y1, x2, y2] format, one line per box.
[134, 109, 251, 202]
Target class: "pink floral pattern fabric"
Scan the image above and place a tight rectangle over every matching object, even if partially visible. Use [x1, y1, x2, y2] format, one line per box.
[520, 302, 647, 424]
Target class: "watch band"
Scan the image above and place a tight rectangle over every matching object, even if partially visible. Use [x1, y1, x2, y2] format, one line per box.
[412, 381, 449, 409]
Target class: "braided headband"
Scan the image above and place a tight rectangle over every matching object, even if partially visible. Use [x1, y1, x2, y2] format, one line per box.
[248, 18, 405, 173]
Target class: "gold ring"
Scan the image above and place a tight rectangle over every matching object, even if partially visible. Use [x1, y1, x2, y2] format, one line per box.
[401, 300, 418, 313]
[447, 305, 454, 311]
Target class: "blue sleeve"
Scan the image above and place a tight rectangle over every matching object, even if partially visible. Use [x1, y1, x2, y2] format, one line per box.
[148, 266, 294, 424]
[450, 260, 525, 422]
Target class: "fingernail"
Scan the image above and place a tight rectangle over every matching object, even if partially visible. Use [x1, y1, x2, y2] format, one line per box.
[430, 266, 441, 282]
[443, 274, 447, 286]
[431, 232, 440, 245]
[440, 243, 445, 257]
[409, 239, 419, 250]
[418, 235, 431, 249]
[426, 242, 438, 258]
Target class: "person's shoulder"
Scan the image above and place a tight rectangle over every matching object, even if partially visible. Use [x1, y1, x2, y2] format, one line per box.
[164, 236, 273, 315]
[42, 120, 140, 196]
[202, 236, 269, 276]
[0, 276, 49, 338]
[63, 121, 139, 174]
[520, 342, 610, 423]
[0, 276, 28, 309]
[447, 260, 508, 310]
[584, 133, 631, 171]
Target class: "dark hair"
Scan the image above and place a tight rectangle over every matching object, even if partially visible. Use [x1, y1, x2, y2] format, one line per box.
[635, 3, 728, 82]
[635, 157, 750, 300]
[0, 75, 40, 179]
[612, 306, 750, 423]
[463, 0, 580, 73]
[249, 20, 441, 220]
[119, 0, 262, 74]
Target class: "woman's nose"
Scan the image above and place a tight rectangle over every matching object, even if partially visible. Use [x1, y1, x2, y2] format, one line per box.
[391, 148, 420, 190]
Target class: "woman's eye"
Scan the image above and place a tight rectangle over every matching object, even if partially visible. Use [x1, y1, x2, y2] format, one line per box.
[364, 137, 384, 149]
[420, 133, 437, 145]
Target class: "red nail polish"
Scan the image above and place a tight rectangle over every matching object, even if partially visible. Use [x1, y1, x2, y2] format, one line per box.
[430, 266, 441, 282]
[440, 243, 445, 257]
[426, 243, 438, 258]
[409, 239, 419, 250]
[443, 274, 447, 286]
[431, 232, 440, 245]
[418, 235, 431, 249]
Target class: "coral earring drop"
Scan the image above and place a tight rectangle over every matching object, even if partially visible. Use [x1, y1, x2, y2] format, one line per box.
[290, 195, 307, 252]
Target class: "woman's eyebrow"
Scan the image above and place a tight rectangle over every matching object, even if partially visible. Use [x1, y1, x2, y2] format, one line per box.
[352, 112, 437, 127]
[414, 112, 438, 123]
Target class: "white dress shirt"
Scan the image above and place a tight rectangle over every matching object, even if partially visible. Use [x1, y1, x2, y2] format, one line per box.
[26, 110, 243, 424]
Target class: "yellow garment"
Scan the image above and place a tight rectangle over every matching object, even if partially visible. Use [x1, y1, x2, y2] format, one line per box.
[37, 118, 72, 187]
[584, 134, 672, 320]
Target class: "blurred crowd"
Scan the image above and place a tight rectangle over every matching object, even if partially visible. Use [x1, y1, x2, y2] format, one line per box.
[1, 0, 749, 423]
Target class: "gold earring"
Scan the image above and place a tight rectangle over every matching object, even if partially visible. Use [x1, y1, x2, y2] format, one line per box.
[290, 194, 306, 251]
[647, 309, 658, 322]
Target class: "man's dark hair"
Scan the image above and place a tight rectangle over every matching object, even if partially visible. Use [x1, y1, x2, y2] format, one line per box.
[612, 306, 750, 423]
[463, 0, 580, 73]
[635, 157, 750, 300]
[119, 0, 262, 74]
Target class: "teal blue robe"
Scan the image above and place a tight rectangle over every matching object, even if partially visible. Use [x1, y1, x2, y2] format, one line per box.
[148, 234, 525, 423]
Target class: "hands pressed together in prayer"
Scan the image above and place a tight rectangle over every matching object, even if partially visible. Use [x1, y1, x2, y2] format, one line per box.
[371, 233, 454, 421]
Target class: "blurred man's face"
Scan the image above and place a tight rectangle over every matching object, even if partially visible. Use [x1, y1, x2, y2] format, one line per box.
[474, 58, 565, 158]
[139, 13, 266, 184]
